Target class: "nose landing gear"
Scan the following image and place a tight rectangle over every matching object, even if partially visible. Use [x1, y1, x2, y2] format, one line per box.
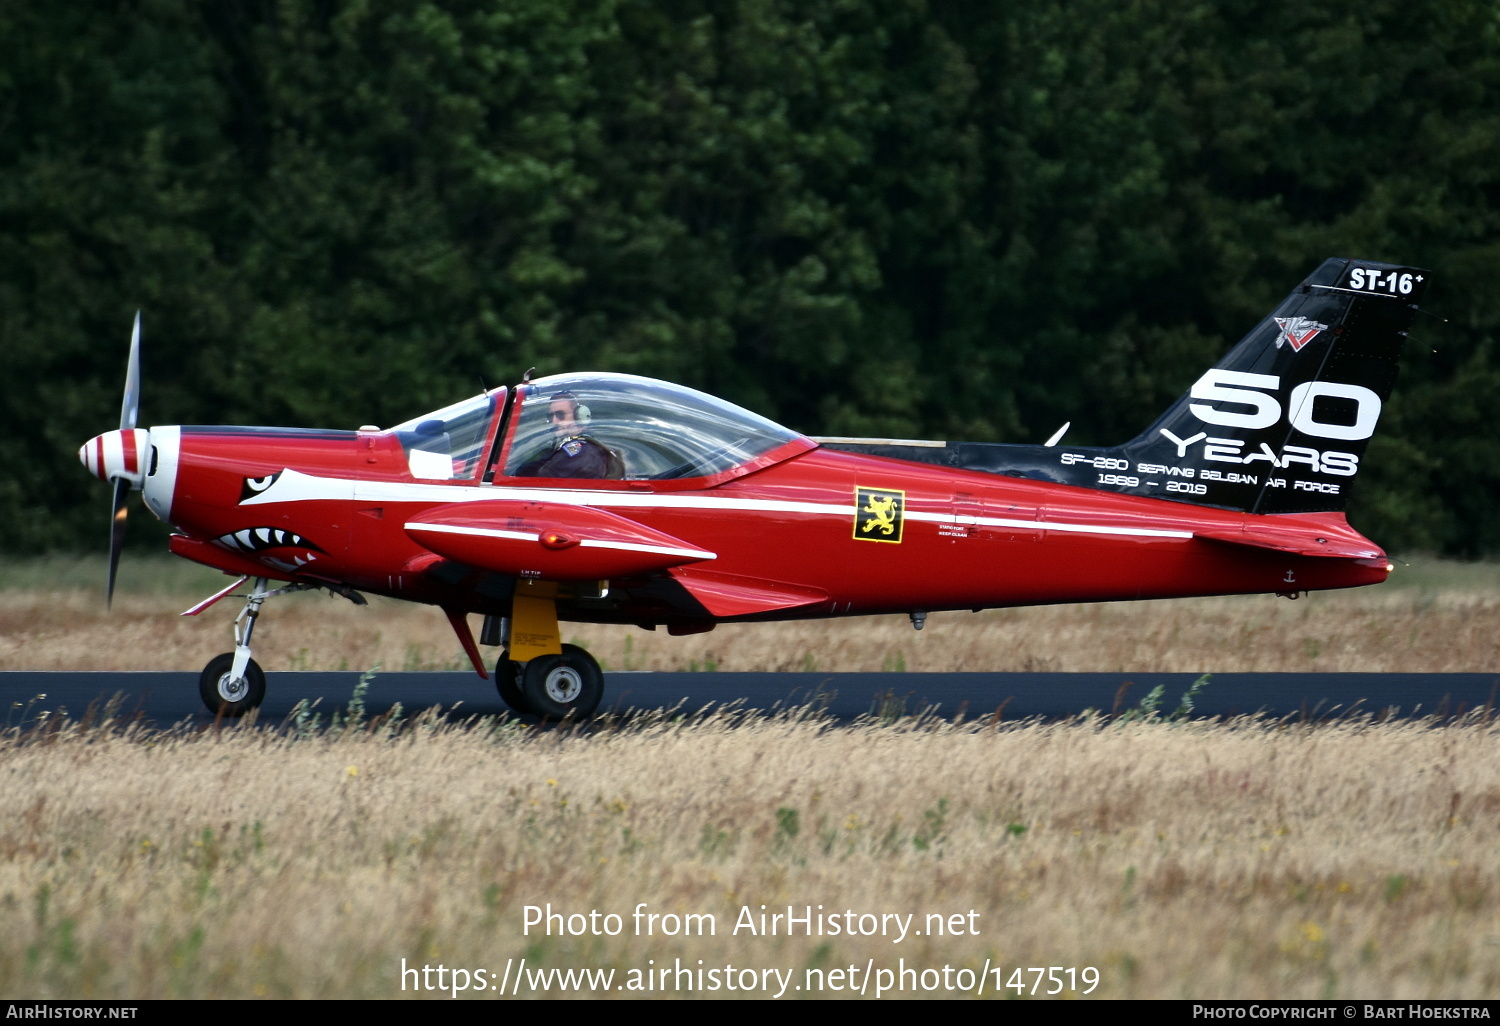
[199, 651, 266, 717]
[197, 577, 312, 717]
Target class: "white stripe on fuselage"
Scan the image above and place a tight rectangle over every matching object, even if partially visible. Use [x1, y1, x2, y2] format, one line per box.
[241, 469, 1192, 540]
[405, 523, 538, 543]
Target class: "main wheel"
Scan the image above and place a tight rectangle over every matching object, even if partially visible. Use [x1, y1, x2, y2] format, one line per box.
[495, 650, 530, 714]
[519, 644, 604, 720]
[199, 653, 266, 717]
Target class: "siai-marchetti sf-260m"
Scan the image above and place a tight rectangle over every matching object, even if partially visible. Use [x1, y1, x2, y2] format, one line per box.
[79, 258, 1429, 718]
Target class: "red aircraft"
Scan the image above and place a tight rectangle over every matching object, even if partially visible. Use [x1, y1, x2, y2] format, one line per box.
[81, 258, 1429, 718]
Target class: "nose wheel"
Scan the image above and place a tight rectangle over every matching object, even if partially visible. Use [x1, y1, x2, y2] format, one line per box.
[199, 652, 266, 717]
[193, 576, 313, 717]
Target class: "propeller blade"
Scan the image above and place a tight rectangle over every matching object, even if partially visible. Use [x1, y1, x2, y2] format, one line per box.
[106, 311, 142, 606]
[107, 477, 129, 608]
[120, 311, 141, 431]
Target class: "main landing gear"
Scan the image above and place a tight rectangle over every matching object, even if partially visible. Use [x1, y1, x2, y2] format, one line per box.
[198, 576, 317, 717]
[493, 644, 604, 720]
[479, 586, 604, 719]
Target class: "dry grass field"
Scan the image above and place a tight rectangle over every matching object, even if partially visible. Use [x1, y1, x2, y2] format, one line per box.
[2, 709, 1499, 999]
[1, 556, 1498, 1000]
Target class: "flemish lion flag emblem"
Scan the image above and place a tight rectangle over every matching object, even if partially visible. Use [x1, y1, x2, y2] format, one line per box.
[854, 487, 904, 543]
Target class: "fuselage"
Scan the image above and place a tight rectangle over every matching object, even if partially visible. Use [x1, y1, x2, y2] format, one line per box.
[89, 418, 1389, 627]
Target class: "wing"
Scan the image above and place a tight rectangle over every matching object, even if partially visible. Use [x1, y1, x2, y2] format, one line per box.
[666, 566, 829, 617]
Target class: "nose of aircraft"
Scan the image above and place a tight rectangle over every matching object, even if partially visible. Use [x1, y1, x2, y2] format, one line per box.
[79, 428, 148, 484]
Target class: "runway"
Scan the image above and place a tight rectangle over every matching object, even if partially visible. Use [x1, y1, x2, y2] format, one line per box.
[3, 670, 1497, 728]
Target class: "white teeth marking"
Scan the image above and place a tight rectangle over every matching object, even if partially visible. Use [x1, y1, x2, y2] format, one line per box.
[214, 528, 315, 553]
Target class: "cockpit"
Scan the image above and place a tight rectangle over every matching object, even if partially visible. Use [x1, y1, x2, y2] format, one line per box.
[389, 372, 813, 486]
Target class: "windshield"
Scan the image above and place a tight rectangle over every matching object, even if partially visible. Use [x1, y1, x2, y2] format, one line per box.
[501, 373, 805, 482]
[391, 391, 504, 480]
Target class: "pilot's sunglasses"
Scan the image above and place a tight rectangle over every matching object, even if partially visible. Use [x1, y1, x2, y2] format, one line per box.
[547, 410, 573, 421]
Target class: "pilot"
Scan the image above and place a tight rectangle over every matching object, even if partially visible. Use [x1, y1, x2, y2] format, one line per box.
[514, 392, 624, 479]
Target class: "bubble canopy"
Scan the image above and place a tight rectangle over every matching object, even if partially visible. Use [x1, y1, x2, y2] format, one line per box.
[501, 372, 812, 483]
[388, 373, 814, 484]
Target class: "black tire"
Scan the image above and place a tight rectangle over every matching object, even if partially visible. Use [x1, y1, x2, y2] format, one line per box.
[199, 652, 266, 717]
[495, 650, 530, 714]
[520, 644, 604, 720]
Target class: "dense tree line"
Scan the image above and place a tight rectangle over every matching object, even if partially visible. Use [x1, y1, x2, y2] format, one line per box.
[2, 0, 1497, 555]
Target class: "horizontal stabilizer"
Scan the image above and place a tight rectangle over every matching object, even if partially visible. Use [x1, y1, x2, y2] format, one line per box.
[668, 566, 829, 618]
[405, 500, 715, 581]
[1194, 513, 1383, 560]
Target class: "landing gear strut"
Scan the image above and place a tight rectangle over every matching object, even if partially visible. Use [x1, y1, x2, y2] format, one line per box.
[198, 577, 311, 717]
[486, 614, 604, 719]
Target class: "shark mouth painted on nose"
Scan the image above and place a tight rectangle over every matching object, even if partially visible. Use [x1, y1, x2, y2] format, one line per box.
[212, 527, 326, 555]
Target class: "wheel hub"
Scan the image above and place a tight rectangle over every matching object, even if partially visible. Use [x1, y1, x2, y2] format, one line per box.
[217, 673, 249, 703]
[543, 665, 583, 703]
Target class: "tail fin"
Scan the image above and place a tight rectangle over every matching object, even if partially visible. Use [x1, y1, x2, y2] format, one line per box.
[818, 258, 1429, 514]
[1115, 258, 1428, 513]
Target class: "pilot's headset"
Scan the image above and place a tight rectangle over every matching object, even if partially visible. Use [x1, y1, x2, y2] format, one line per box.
[550, 391, 591, 426]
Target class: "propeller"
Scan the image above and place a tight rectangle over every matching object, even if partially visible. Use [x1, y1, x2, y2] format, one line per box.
[106, 312, 142, 607]
[120, 310, 141, 433]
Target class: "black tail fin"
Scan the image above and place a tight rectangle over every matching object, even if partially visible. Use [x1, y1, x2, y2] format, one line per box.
[817, 258, 1429, 513]
[1112, 258, 1429, 513]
